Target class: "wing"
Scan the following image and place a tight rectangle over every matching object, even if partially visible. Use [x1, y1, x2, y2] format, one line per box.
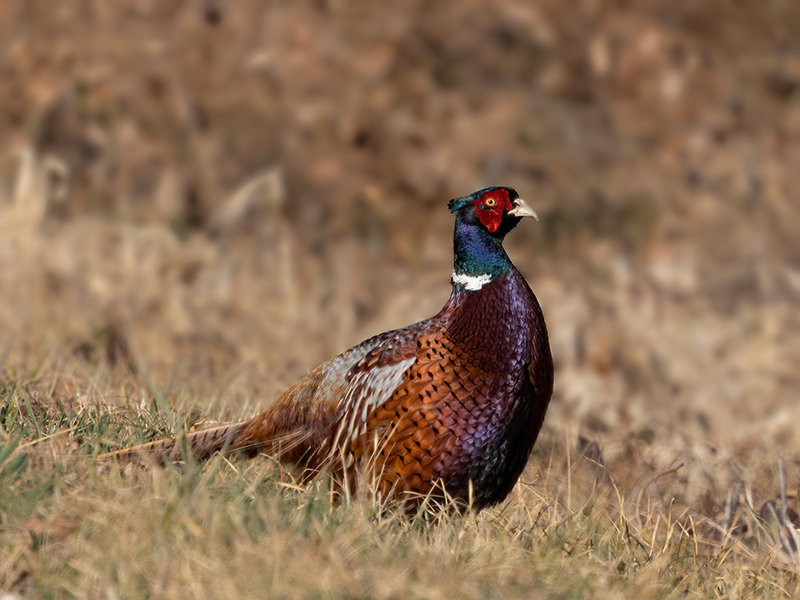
[237, 318, 439, 463]
[330, 327, 497, 503]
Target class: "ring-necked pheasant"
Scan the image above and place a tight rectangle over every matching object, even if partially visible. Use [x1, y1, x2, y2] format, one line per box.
[102, 186, 553, 511]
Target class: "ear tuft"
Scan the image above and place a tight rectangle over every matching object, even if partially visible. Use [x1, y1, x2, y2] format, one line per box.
[448, 197, 471, 213]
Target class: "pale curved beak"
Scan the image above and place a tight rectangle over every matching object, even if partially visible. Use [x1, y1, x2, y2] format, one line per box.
[507, 198, 539, 220]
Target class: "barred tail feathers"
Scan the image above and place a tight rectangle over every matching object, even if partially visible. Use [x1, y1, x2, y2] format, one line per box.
[99, 422, 248, 463]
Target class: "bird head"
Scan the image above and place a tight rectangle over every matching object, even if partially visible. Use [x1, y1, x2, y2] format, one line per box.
[448, 186, 538, 238]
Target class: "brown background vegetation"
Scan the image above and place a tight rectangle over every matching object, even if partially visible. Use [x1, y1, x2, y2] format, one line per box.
[1, 1, 800, 596]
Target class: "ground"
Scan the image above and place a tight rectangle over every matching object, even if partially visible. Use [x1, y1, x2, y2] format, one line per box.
[1, 1, 800, 598]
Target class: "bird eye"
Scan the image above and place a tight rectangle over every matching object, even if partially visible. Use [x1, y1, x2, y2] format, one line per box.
[484, 197, 497, 207]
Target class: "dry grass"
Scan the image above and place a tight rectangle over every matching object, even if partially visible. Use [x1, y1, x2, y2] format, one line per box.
[2, 385, 799, 599]
[2, 1, 800, 598]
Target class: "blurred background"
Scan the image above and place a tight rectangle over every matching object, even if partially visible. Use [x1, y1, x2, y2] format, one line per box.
[1, 1, 799, 512]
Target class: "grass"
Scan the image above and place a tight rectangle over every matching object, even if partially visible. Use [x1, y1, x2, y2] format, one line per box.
[1, 373, 798, 599]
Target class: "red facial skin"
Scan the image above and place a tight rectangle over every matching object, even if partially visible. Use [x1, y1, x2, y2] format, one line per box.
[472, 189, 513, 233]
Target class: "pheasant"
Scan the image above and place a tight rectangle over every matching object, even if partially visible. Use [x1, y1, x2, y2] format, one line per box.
[102, 186, 554, 511]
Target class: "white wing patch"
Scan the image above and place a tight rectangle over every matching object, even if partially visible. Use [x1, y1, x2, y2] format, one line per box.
[452, 271, 493, 291]
[332, 356, 417, 450]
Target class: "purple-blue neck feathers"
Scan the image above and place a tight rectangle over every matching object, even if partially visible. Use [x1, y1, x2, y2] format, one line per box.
[452, 215, 513, 290]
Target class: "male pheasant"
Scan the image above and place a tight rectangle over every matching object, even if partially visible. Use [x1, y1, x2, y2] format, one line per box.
[102, 186, 553, 511]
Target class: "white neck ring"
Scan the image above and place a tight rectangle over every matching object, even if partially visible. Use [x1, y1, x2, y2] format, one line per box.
[451, 272, 492, 291]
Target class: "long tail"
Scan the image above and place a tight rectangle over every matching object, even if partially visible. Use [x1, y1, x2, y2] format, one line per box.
[98, 416, 315, 465]
[98, 422, 249, 464]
